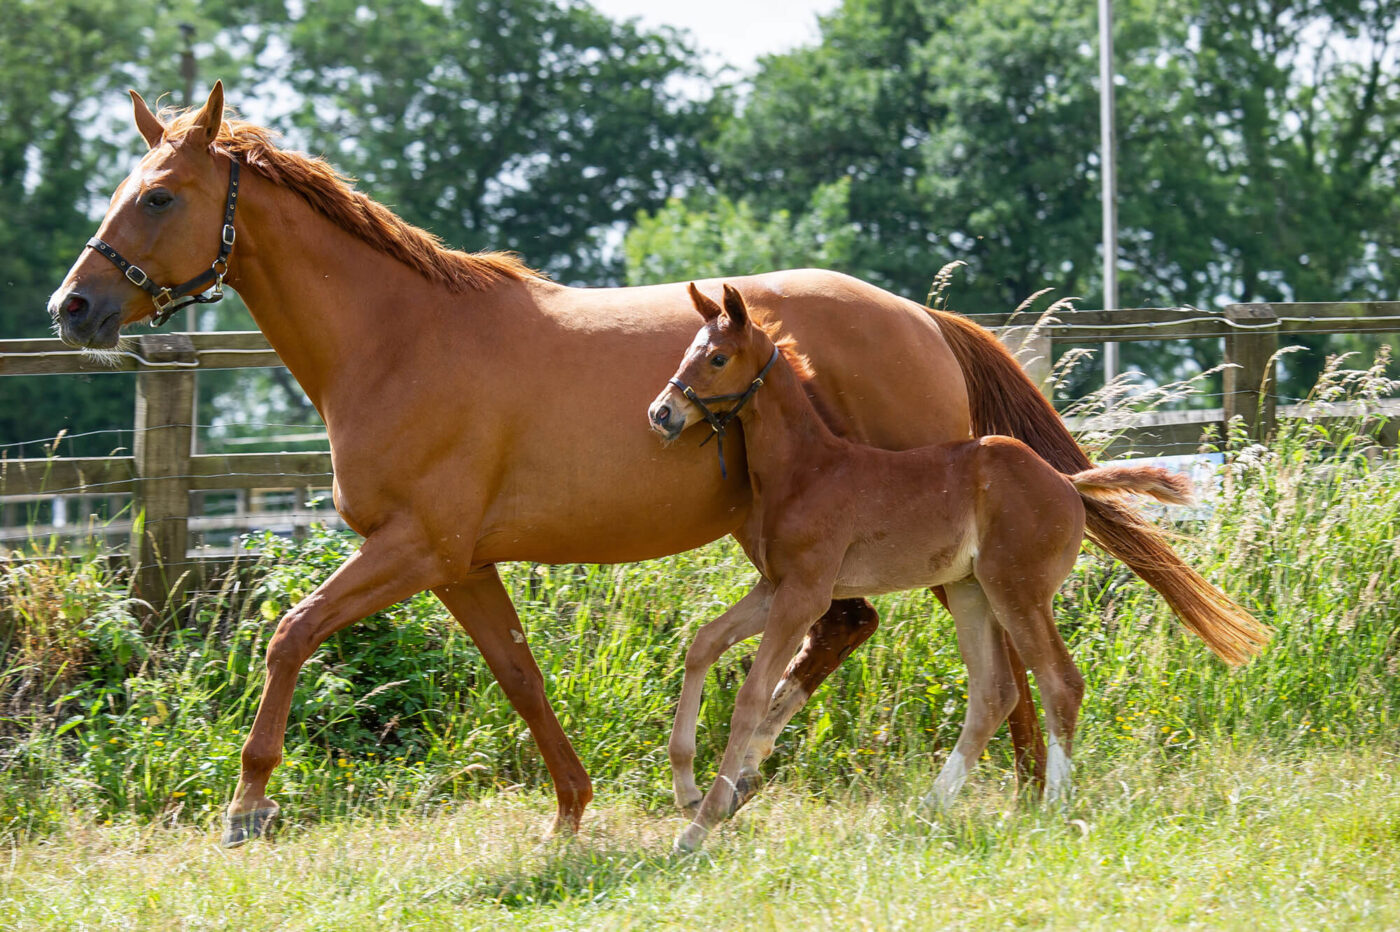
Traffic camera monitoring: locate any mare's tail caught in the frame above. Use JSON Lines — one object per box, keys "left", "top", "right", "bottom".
{"left": 932, "top": 309, "right": 1271, "bottom": 666}
{"left": 1070, "top": 464, "right": 1194, "bottom": 505}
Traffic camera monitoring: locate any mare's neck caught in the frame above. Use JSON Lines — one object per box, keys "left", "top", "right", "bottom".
{"left": 738, "top": 348, "right": 843, "bottom": 485}
{"left": 221, "top": 166, "right": 505, "bottom": 413}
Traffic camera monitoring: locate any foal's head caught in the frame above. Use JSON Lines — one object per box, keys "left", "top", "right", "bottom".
{"left": 49, "top": 83, "right": 235, "bottom": 348}
{"left": 648, "top": 283, "right": 779, "bottom": 442}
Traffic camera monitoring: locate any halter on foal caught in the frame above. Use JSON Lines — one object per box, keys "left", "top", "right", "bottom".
{"left": 650, "top": 283, "right": 1194, "bottom": 852}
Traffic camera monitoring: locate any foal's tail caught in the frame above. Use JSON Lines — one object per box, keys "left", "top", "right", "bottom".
{"left": 932, "top": 308, "right": 1272, "bottom": 666}
{"left": 1070, "top": 464, "right": 1194, "bottom": 506}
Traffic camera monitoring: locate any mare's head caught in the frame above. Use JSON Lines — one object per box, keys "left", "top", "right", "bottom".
{"left": 648, "top": 283, "right": 778, "bottom": 442}
{"left": 48, "top": 83, "right": 235, "bottom": 348}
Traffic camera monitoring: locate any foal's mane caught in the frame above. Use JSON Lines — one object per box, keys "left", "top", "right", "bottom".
{"left": 162, "top": 111, "right": 539, "bottom": 292}
{"left": 754, "top": 315, "right": 815, "bottom": 381}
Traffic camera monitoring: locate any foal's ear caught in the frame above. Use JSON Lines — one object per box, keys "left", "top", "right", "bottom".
{"left": 687, "top": 282, "right": 722, "bottom": 321}
{"left": 721, "top": 284, "right": 750, "bottom": 329}
{"left": 191, "top": 81, "right": 225, "bottom": 146}
{"left": 129, "top": 90, "right": 165, "bottom": 149}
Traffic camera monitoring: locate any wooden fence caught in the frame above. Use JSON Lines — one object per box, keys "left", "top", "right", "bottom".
{"left": 2, "top": 301, "right": 1397, "bottom": 606}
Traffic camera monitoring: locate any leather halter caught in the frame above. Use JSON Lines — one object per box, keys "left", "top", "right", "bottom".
{"left": 86, "top": 160, "right": 241, "bottom": 327}
{"left": 668, "top": 345, "right": 780, "bottom": 480}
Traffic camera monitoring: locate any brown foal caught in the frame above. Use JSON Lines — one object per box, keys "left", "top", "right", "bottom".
{"left": 650, "top": 284, "right": 1196, "bottom": 851}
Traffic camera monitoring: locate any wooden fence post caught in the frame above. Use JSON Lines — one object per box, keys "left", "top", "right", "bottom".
{"left": 1223, "top": 304, "right": 1279, "bottom": 441}
{"left": 998, "top": 326, "right": 1054, "bottom": 399}
{"left": 130, "top": 333, "right": 196, "bottom": 611}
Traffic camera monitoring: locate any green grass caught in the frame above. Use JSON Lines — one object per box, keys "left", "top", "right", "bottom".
{"left": 2, "top": 745, "right": 1397, "bottom": 929}
{"left": 0, "top": 353, "right": 1397, "bottom": 924}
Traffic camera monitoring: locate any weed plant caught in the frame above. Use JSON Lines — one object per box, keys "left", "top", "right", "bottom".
{"left": 0, "top": 354, "right": 1395, "bottom": 843}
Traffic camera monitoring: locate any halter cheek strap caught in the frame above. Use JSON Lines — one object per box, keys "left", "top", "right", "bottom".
{"left": 668, "top": 346, "right": 780, "bottom": 480}
{"left": 85, "top": 160, "right": 240, "bottom": 327}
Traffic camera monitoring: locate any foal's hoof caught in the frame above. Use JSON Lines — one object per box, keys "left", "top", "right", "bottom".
{"left": 221, "top": 807, "right": 278, "bottom": 848}
{"left": 673, "top": 822, "right": 709, "bottom": 854}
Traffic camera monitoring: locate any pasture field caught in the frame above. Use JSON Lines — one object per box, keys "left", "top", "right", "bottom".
{"left": 2, "top": 746, "right": 1398, "bottom": 930}
{"left": 1, "top": 355, "right": 1397, "bottom": 927}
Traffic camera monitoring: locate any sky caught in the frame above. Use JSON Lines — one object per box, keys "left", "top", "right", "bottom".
{"left": 587, "top": 0, "right": 840, "bottom": 72}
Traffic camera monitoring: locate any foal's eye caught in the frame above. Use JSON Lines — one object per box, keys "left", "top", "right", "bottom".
{"left": 711, "top": 354, "right": 728, "bottom": 368}
{"left": 142, "top": 190, "right": 175, "bottom": 212}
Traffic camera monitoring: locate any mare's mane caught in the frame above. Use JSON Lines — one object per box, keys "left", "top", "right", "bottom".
{"left": 161, "top": 110, "right": 539, "bottom": 293}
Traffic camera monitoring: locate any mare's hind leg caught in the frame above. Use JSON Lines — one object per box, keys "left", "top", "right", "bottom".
{"left": 981, "top": 586, "right": 1085, "bottom": 805}
{"left": 434, "top": 568, "right": 593, "bottom": 836}
{"left": 922, "top": 579, "right": 1023, "bottom": 810}
{"left": 669, "top": 584, "right": 773, "bottom": 811}
{"left": 225, "top": 524, "right": 443, "bottom": 847}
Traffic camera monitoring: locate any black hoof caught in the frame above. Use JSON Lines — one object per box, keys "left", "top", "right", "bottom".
{"left": 222, "top": 807, "right": 278, "bottom": 848}
{"left": 727, "top": 771, "right": 764, "bottom": 817}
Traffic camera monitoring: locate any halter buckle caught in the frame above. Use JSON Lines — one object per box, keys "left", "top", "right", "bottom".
{"left": 125, "top": 265, "right": 150, "bottom": 288}
{"left": 222, "top": 223, "right": 236, "bottom": 247}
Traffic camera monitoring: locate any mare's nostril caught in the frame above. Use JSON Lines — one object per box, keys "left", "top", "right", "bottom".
{"left": 63, "top": 294, "right": 89, "bottom": 317}
{"left": 655, "top": 405, "right": 672, "bottom": 425}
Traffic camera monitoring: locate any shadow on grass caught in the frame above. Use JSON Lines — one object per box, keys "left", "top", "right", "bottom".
{"left": 422, "top": 838, "right": 705, "bottom": 908}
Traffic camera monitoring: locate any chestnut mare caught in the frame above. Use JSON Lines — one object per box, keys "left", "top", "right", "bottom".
{"left": 651, "top": 285, "right": 1208, "bottom": 850}
{"left": 48, "top": 84, "right": 1268, "bottom": 847}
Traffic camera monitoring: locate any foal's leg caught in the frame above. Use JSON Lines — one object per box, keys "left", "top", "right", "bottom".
{"left": 922, "top": 579, "right": 1022, "bottom": 811}
{"left": 225, "top": 525, "right": 443, "bottom": 846}
{"left": 677, "top": 582, "right": 832, "bottom": 851}
{"left": 434, "top": 568, "right": 593, "bottom": 835}
{"left": 983, "top": 586, "right": 1085, "bottom": 805}
{"left": 745, "top": 597, "right": 878, "bottom": 771}
{"left": 1002, "top": 633, "right": 1048, "bottom": 792}
{"left": 669, "top": 584, "right": 773, "bottom": 811}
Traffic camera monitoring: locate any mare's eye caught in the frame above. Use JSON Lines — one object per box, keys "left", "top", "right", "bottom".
{"left": 711, "top": 354, "right": 728, "bottom": 368}
{"left": 143, "top": 190, "right": 175, "bottom": 212}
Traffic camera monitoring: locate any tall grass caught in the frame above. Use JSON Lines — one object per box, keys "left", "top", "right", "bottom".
{"left": 0, "top": 355, "right": 1396, "bottom": 843}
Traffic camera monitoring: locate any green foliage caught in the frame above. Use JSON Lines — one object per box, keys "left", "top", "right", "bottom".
{"left": 624, "top": 180, "right": 858, "bottom": 285}
{"left": 272, "top": 0, "right": 720, "bottom": 283}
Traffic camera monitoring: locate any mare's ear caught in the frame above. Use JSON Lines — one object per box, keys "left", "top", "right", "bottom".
{"left": 130, "top": 90, "right": 165, "bottom": 149}
{"left": 687, "top": 282, "right": 722, "bottom": 321}
{"left": 720, "top": 283, "right": 750, "bottom": 330}
{"left": 191, "top": 80, "right": 225, "bottom": 146}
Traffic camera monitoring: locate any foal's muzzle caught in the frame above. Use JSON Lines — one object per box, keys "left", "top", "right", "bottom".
{"left": 648, "top": 393, "right": 686, "bottom": 441}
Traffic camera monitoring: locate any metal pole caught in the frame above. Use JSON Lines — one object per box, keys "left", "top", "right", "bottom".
{"left": 1098, "top": 0, "right": 1119, "bottom": 384}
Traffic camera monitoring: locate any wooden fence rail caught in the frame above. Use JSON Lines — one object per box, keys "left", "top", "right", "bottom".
{"left": 2, "top": 301, "right": 1397, "bottom": 606}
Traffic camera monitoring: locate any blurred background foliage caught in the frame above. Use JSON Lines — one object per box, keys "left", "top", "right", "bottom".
{"left": 2, "top": 0, "right": 1398, "bottom": 446}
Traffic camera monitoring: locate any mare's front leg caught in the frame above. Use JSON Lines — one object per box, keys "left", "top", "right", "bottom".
{"left": 677, "top": 581, "right": 832, "bottom": 852}
{"left": 670, "top": 583, "right": 773, "bottom": 812}
{"left": 435, "top": 568, "right": 593, "bottom": 835}
{"left": 224, "top": 523, "right": 444, "bottom": 846}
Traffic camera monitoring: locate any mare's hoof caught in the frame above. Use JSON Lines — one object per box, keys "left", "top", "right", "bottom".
{"left": 222, "top": 807, "right": 278, "bottom": 848}
{"left": 726, "top": 770, "right": 764, "bottom": 817}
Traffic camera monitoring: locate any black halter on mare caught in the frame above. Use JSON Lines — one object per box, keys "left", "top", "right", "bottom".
{"left": 85, "top": 160, "right": 241, "bottom": 327}
{"left": 669, "top": 345, "right": 781, "bottom": 480}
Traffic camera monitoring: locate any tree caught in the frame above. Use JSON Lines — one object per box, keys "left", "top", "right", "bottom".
{"left": 624, "top": 180, "right": 858, "bottom": 285}
{"left": 271, "top": 0, "right": 721, "bottom": 283}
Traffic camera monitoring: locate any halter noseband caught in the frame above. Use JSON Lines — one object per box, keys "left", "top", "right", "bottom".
{"left": 86, "top": 160, "right": 241, "bottom": 327}
{"left": 668, "top": 345, "right": 780, "bottom": 480}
